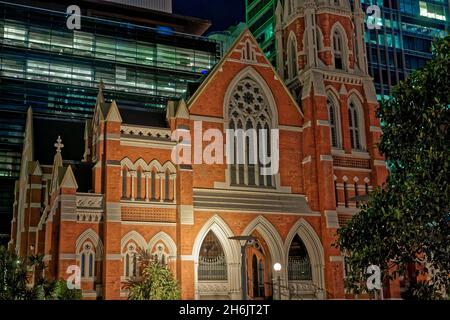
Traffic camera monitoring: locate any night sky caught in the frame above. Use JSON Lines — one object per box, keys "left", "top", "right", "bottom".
{"left": 172, "top": 0, "right": 245, "bottom": 33}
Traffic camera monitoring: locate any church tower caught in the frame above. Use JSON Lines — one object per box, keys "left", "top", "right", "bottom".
{"left": 275, "top": 0, "right": 400, "bottom": 298}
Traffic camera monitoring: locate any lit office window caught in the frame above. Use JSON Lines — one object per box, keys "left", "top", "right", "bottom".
{"left": 2, "top": 23, "right": 26, "bottom": 44}
{"left": 419, "top": 1, "right": 447, "bottom": 21}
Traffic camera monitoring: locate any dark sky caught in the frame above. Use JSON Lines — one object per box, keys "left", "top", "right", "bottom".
{"left": 172, "top": 0, "right": 245, "bottom": 33}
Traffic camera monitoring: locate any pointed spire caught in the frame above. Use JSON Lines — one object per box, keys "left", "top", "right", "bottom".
{"left": 96, "top": 80, "right": 105, "bottom": 105}
{"left": 52, "top": 136, "right": 63, "bottom": 169}
{"left": 54, "top": 135, "right": 64, "bottom": 153}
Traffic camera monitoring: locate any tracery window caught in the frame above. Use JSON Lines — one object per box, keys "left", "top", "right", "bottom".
{"left": 124, "top": 243, "right": 138, "bottom": 277}
{"left": 228, "top": 76, "right": 274, "bottom": 187}
{"left": 80, "top": 242, "right": 95, "bottom": 278}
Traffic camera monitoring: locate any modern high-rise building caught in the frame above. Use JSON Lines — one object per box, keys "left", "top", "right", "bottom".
{"left": 247, "top": 0, "right": 449, "bottom": 98}
{"left": 104, "top": 0, "right": 173, "bottom": 13}
{"left": 360, "top": 0, "right": 449, "bottom": 98}
{"left": 0, "top": 0, "right": 220, "bottom": 239}
{"left": 246, "top": 0, "right": 277, "bottom": 65}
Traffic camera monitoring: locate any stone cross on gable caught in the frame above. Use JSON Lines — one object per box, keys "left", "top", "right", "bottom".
{"left": 54, "top": 136, "right": 64, "bottom": 153}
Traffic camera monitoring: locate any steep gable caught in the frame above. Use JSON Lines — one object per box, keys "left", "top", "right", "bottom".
{"left": 188, "top": 28, "right": 303, "bottom": 127}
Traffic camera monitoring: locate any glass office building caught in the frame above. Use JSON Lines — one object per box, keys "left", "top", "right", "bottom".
{"left": 360, "top": 0, "right": 449, "bottom": 99}
{"left": 246, "top": 0, "right": 277, "bottom": 65}
{"left": 0, "top": 0, "right": 220, "bottom": 237}
{"left": 246, "top": 0, "right": 449, "bottom": 99}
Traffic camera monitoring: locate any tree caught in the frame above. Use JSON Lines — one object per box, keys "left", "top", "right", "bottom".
{"left": 0, "top": 246, "right": 82, "bottom": 300}
{"left": 124, "top": 249, "right": 180, "bottom": 300}
{"left": 0, "top": 246, "right": 34, "bottom": 300}
{"left": 336, "top": 36, "right": 450, "bottom": 299}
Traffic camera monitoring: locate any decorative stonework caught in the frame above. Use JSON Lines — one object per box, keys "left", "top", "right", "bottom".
{"left": 333, "top": 156, "right": 371, "bottom": 169}
{"left": 76, "top": 194, "right": 104, "bottom": 222}
{"left": 197, "top": 281, "right": 228, "bottom": 294}
{"left": 77, "top": 210, "right": 102, "bottom": 222}
{"left": 121, "top": 207, "right": 176, "bottom": 223}
{"left": 120, "top": 125, "right": 171, "bottom": 140}
{"left": 76, "top": 194, "right": 104, "bottom": 209}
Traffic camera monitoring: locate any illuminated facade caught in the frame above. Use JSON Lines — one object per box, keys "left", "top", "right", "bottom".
{"left": 247, "top": 0, "right": 449, "bottom": 99}
{"left": 0, "top": 0, "right": 220, "bottom": 237}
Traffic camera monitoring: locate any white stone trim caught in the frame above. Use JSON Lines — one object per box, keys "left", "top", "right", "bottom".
{"left": 317, "top": 120, "right": 329, "bottom": 126}
{"left": 302, "top": 156, "right": 312, "bottom": 164}
{"left": 329, "top": 256, "right": 344, "bottom": 262}
{"left": 180, "top": 205, "right": 194, "bottom": 225}
{"left": 374, "top": 160, "right": 387, "bottom": 167}
{"left": 370, "top": 126, "right": 383, "bottom": 133}
{"left": 303, "top": 121, "right": 312, "bottom": 129}
{"left": 190, "top": 115, "right": 224, "bottom": 123}
{"left": 325, "top": 210, "right": 339, "bottom": 229}
{"left": 320, "top": 155, "right": 333, "bottom": 162}
{"left": 106, "top": 254, "right": 122, "bottom": 260}
{"left": 120, "top": 137, "right": 175, "bottom": 150}
{"left": 279, "top": 125, "right": 303, "bottom": 132}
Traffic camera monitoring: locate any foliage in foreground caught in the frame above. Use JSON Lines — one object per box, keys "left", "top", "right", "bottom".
{"left": 336, "top": 36, "right": 450, "bottom": 299}
{"left": 0, "top": 246, "right": 82, "bottom": 300}
{"left": 124, "top": 250, "right": 180, "bottom": 300}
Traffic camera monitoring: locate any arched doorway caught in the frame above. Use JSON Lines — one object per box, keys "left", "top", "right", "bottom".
{"left": 287, "top": 234, "right": 315, "bottom": 299}
{"left": 197, "top": 230, "right": 228, "bottom": 299}
{"left": 246, "top": 236, "right": 272, "bottom": 300}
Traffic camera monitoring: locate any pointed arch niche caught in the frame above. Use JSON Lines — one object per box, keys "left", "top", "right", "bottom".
{"left": 284, "top": 219, "right": 325, "bottom": 299}
{"left": 192, "top": 215, "right": 240, "bottom": 300}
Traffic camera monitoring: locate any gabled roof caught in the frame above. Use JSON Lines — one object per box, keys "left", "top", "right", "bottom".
{"left": 187, "top": 27, "right": 304, "bottom": 119}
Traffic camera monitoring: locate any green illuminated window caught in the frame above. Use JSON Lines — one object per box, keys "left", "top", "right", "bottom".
{"left": 419, "top": 1, "right": 446, "bottom": 21}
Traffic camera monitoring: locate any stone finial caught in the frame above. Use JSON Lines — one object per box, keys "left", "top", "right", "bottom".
{"left": 54, "top": 136, "right": 64, "bottom": 153}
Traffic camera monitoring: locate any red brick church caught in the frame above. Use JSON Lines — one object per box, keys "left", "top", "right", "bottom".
{"left": 9, "top": 0, "right": 400, "bottom": 299}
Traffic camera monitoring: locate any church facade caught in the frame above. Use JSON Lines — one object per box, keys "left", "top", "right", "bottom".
{"left": 9, "top": 0, "right": 400, "bottom": 300}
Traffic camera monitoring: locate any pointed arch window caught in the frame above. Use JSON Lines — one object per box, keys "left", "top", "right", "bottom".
{"left": 152, "top": 243, "right": 169, "bottom": 266}
{"left": 198, "top": 231, "right": 227, "bottom": 281}
{"left": 227, "top": 76, "right": 274, "bottom": 187}
{"left": 121, "top": 167, "right": 128, "bottom": 199}
{"left": 165, "top": 171, "right": 171, "bottom": 201}
{"left": 288, "top": 36, "right": 298, "bottom": 79}
{"left": 333, "top": 29, "right": 344, "bottom": 70}
{"left": 80, "top": 242, "right": 95, "bottom": 278}
{"left": 288, "top": 235, "right": 312, "bottom": 281}
{"left": 348, "top": 101, "right": 363, "bottom": 150}
{"left": 136, "top": 169, "right": 142, "bottom": 200}
{"left": 327, "top": 97, "right": 341, "bottom": 148}
{"left": 124, "top": 243, "right": 138, "bottom": 277}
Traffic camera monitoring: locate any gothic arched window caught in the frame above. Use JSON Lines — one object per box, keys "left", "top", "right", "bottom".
{"left": 288, "top": 36, "right": 298, "bottom": 79}
{"left": 348, "top": 101, "right": 363, "bottom": 150}
{"left": 124, "top": 243, "right": 138, "bottom": 277}
{"left": 198, "top": 231, "right": 227, "bottom": 281}
{"left": 122, "top": 167, "right": 128, "bottom": 199}
{"left": 327, "top": 96, "right": 341, "bottom": 148}
{"left": 228, "top": 76, "right": 274, "bottom": 187}
{"left": 136, "top": 169, "right": 142, "bottom": 200}
{"left": 80, "top": 242, "right": 95, "bottom": 278}
{"left": 333, "top": 29, "right": 344, "bottom": 70}
{"left": 288, "top": 235, "right": 312, "bottom": 281}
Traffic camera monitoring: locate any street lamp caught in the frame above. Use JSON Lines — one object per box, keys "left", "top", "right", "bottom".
{"left": 229, "top": 235, "right": 256, "bottom": 300}
{"left": 273, "top": 263, "right": 282, "bottom": 300}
